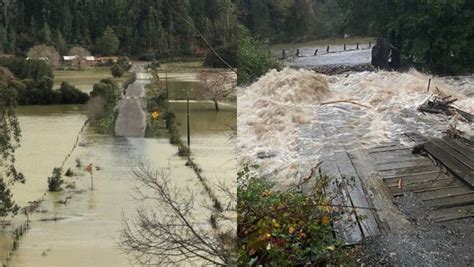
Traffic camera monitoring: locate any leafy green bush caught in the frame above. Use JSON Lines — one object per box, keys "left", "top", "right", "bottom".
{"left": 48, "top": 168, "right": 64, "bottom": 192}
{"left": 111, "top": 64, "right": 124, "bottom": 77}
{"left": 164, "top": 112, "right": 176, "bottom": 131}
{"left": 117, "top": 57, "right": 132, "bottom": 71}
{"left": 90, "top": 79, "right": 119, "bottom": 104}
{"left": 238, "top": 166, "right": 344, "bottom": 266}
{"left": 177, "top": 143, "right": 190, "bottom": 157}
{"left": 0, "top": 58, "right": 89, "bottom": 105}
{"left": 58, "top": 82, "right": 90, "bottom": 104}
{"left": 237, "top": 25, "right": 279, "bottom": 85}
{"left": 0, "top": 179, "right": 20, "bottom": 218}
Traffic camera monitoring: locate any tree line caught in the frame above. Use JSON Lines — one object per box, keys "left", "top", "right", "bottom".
{"left": 237, "top": 0, "right": 350, "bottom": 42}
{"left": 0, "top": 0, "right": 237, "bottom": 59}
{"left": 0, "top": 58, "right": 89, "bottom": 104}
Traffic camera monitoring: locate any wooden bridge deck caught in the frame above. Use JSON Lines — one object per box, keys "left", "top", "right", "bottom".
{"left": 306, "top": 131, "right": 474, "bottom": 245}
{"left": 368, "top": 133, "right": 474, "bottom": 223}
{"left": 299, "top": 103, "right": 473, "bottom": 245}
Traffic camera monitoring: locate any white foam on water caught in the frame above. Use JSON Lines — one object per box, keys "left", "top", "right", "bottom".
{"left": 238, "top": 68, "right": 473, "bottom": 186}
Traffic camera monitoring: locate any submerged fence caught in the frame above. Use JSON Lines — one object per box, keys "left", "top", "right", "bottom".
{"left": 279, "top": 42, "right": 373, "bottom": 60}
{"left": 1, "top": 119, "right": 90, "bottom": 266}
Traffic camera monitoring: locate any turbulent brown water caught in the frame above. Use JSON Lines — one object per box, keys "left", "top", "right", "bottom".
{"left": 238, "top": 68, "right": 473, "bottom": 187}
{"left": 2, "top": 84, "right": 235, "bottom": 266}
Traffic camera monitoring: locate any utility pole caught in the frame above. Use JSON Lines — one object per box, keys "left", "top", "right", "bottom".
{"left": 187, "top": 96, "right": 190, "bottom": 148}
{"left": 184, "top": 88, "right": 192, "bottom": 149}
{"left": 165, "top": 70, "right": 169, "bottom": 104}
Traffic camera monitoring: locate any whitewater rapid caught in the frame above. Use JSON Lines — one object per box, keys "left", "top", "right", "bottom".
{"left": 238, "top": 68, "right": 473, "bottom": 187}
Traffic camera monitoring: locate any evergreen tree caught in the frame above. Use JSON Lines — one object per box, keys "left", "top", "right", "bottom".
{"left": 5, "top": 27, "right": 15, "bottom": 53}
{"left": 52, "top": 29, "right": 66, "bottom": 55}
{"left": 0, "top": 0, "right": 237, "bottom": 57}
{"left": 0, "top": 26, "right": 7, "bottom": 52}
{"left": 96, "top": 26, "right": 120, "bottom": 55}
{"left": 38, "top": 23, "right": 52, "bottom": 44}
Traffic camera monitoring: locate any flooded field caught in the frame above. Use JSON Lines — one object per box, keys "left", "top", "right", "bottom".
{"left": 155, "top": 67, "right": 236, "bottom": 100}
{"left": 238, "top": 67, "right": 473, "bottom": 186}
{"left": 289, "top": 49, "right": 372, "bottom": 68}
{"left": 53, "top": 68, "right": 133, "bottom": 93}
{"left": 171, "top": 101, "right": 236, "bottom": 204}
{"left": 2, "top": 75, "right": 236, "bottom": 266}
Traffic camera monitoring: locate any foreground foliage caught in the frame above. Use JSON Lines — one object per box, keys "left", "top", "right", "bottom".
{"left": 0, "top": 71, "right": 24, "bottom": 218}
{"left": 237, "top": 25, "right": 278, "bottom": 85}
{"left": 238, "top": 166, "right": 345, "bottom": 266}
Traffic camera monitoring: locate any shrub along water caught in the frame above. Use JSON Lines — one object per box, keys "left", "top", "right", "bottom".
{"left": 111, "top": 57, "right": 132, "bottom": 78}
{"left": 47, "top": 168, "right": 64, "bottom": 192}
{"left": 237, "top": 25, "right": 279, "bottom": 85}
{"left": 87, "top": 78, "right": 121, "bottom": 134}
{"left": 0, "top": 57, "right": 89, "bottom": 105}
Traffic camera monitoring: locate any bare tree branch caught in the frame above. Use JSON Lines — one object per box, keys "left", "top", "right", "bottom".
{"left": 119, "top": 162, "right": 236, "bottom": 266}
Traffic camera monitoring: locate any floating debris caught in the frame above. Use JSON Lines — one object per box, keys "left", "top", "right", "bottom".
{"left": 418, "top": 95, "right": 473, "bottom": 123}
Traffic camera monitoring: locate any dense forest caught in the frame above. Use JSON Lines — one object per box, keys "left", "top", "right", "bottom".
{"left": 0, "top": 0, "right": 237, "bottom": 59}
{"left": 238, "top": 0, "right": 474, "bottom": 74}
{"left": 237, "top": 0, "right": 353, "bottom": 42}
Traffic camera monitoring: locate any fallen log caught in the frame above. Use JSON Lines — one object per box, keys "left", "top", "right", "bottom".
{"left": 321, "top": 100, "right": 372, "bottom": 109}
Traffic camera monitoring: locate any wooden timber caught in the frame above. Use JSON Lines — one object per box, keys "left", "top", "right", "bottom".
{"left": 367, "top": 133, "right": 474, "bottom": 222}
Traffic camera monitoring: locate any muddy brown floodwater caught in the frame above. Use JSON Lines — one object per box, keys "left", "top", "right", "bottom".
{"left": 238, "top": 68, "right": 473, "bottom": 187}
{"left": 2, "top": 80, "right": 236, "bottom": 266}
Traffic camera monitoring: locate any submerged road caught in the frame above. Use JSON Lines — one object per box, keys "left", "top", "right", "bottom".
{"left": 114, "top": 64, "right": 151, "bottom": 137}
